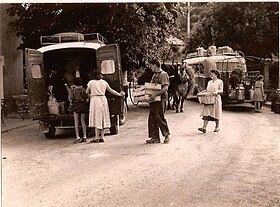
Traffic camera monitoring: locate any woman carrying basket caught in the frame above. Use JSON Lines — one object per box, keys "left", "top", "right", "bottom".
{"left": 198, "top": 69, "right": 223, "bottom": 133}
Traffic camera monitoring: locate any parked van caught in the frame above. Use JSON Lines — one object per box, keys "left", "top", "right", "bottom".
{"left": 25, "top": 32, "right": 127, "bottom": 138}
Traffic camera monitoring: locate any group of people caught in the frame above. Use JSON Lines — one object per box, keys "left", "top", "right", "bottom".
{"left": 142, "top": 59, "right": 221, "bottom": 142}
{"left": 148, "top": 59, "right": 265, "bottom": 136}
{"left": 72, "top": 70, "right": 125, "bottom": 143}
{"left": 143, "top": 59, "right": 224, "bottom": 137}
{"left": 48, "top": 58, "right": 266, "bottom": 144}
{"left": 48, "top": 68, "right": 125, "bottom": 143}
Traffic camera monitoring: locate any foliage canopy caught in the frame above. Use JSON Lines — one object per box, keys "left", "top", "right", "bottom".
{"left": 187, "top": 2, "right": 279, "bottom": 58}
{"left": 6, "top": 3, "right": 182, "bottom": 70}
{"left": 6, "top": 2, "right": 279, "bottom": 68}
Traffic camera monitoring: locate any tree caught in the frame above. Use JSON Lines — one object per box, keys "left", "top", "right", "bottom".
{"left": 6, "top": 3, "right": 182, "bottom": 71}
{"left": 187, "top": 2, "right": 279, "bottom": 58}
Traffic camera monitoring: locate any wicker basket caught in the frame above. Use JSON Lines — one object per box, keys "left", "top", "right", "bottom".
{"left": 197, "top": 92, "right": 216, "bottom": 105}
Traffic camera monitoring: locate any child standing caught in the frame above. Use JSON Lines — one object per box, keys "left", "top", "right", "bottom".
{"left": 72, "top": 77, "right": 88, "bottom": 143}
{"left": 86, "top": 70, "right": 125, "bottom": 143}
{"left": 252, "top": 75, "right": 265, "bottom": 113}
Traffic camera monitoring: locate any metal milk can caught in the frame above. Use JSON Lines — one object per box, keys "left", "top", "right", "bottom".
{"left": 236, "top": 84, "right": 245, "bottom": 100}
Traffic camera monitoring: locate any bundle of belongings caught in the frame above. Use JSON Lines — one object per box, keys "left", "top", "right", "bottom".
{"left": 47, "top": 94, "right": 60, "bottom": 115}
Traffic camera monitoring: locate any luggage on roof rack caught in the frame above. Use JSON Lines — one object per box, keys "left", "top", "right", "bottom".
{"left": 40, "top": 32, "right": 108, "bottom": 45}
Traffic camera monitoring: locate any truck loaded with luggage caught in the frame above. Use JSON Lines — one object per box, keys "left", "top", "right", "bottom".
{"left": 183, "top": 46, "right": 260, "bottom": 106}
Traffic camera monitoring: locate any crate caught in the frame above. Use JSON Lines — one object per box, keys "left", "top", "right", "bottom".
{"left": 135, "top": 95, "right": 161, "bottom": 102}
{"left": 197, "top": 92, "right": 216, "bottom": 105}
{"left": 144, "top": 82, "right": 162, "bottom": 90}
{"left": 132, "top": 86, "right": 146, "bottom": 97}
{"left": 133, "top": 83, "right": 161, "bottom": 102}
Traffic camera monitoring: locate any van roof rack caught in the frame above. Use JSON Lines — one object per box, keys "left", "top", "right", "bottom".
{"left": 40, "top": 32, "right": 108, "bottom": 45}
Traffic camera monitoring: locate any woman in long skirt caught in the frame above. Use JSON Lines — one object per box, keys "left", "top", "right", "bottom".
{"left": 86, "top": 70, "right": 125, "bottom": 143}
{"left": 198, "top": 69, "right": 223, "bottom": 133}
{"left": 252, "top": 75, "right": 265, "bottom": 112}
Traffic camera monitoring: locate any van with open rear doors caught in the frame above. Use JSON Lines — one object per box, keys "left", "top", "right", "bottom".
{"left": 25, "top": 32, "right": 127, "bottom": 138}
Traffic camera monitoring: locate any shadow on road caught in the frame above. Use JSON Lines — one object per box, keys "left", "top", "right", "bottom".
{"left": 223, "top": 105, "right": 255, "bottom": 113}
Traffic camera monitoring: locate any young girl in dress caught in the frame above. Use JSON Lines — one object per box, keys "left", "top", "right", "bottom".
{"left": 72, "top": 77, "right": 88, "bottom": 143}
{"left": 252, "top": 75, "right": 265, "bottom": 113}
{"left": 198, "top": 69, "right": 223, "bottom": 133}
{"left": 86, "top": 70, "right": 125, "bottom": 143}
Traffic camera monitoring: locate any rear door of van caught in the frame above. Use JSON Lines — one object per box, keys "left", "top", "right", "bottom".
{"left": 96, "top": 44, "right": 123, "bottom": 115}
{"left": 25, "top": 49, "right": 48, "bottom": 119}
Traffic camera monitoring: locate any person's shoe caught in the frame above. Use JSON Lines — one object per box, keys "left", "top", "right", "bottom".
{"left": 79, "top": 138, "right": 87, "bottom": 143}
{"left": 146, "top": 138, "right": 160, "bottom": 144}
{"left": 214, "top": 127, "right": 220, "bottom": 132}
{"left": 73, "top": 138, "right": 81, "bottom": 143}
{"left": 99, "top": 138, "right": 105, "bottom": 143}
{"left": 198, "top": 128, "right": 206, "bottom": 133}
{"left": 163, "top": 136, "right": 171, "bottom": 144}
{"left": 90, "top": 139, "right": 99, "bottom": 143}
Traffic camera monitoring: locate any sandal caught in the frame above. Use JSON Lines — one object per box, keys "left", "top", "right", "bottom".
{"left": 214, "top": 127, "right": 220, "bottom": 132}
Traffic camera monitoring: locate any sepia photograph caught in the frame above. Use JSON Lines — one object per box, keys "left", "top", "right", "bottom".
{"left": 1, "top": 1, "right": 279, "bottom": 206}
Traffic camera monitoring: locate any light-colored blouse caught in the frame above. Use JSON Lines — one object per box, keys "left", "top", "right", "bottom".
{"left": 87, "top": 79, "right": 109, "bottom": 97}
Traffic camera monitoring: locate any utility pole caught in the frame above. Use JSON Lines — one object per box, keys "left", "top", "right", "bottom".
{"left": 187, "top": 1, "right": 191, "bottom": 37}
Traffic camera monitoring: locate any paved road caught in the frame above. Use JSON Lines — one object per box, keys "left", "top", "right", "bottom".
{"left": 2, "top": 100, "right": 280, "bottom": 207}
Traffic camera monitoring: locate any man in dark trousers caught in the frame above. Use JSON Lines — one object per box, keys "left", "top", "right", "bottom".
{"left": 146, "top": 59, "right": 171, "bottom": 144}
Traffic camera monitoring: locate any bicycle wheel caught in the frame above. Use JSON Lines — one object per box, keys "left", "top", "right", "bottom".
{"left": 129, "top": 81, "right": 139, "bottom": 105}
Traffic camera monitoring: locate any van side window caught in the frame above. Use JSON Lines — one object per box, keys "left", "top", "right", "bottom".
{"left": 31, "top": 64, "right": 43, "bottom": 79}
{"left": 101, "top": 60, "right": 115, "bottom": 74}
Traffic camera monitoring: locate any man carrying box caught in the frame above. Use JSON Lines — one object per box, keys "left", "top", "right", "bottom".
{"left": 146, "top": 59, "right": 171, "bottom": 144}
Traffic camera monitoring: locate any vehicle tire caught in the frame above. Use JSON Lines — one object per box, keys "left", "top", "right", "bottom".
{"left": 119, "top": 103, "right": 127, "bottom": 126}
{"left": 44, "top": 127, "right": 56, "bottom": 139}
{"left": 110, "top": 115, "right": 119, "bottom": 135}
